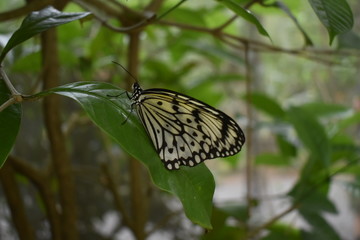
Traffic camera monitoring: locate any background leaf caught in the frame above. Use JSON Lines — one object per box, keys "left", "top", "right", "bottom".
{"left": 286, "top": 107, "right": 330, "bottom": 167}
{"left": 0, "top": 6, "right": 90, "bottom": 63}
{"left": 217, "top": 0, "right": 270, "bottom": 38}
{"left": 247, "top": 92, "right": 285, "bottom": 119}
{"left": 308, "top": 0, "right": 354, "bottom": 44}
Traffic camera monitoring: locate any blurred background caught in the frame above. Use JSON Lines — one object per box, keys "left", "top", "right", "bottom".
{"left": 0, "top": 0, "right": 360, "bottom": 239}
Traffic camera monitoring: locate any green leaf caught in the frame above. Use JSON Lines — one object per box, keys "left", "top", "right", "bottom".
{"left": 300, "top": 211, "right": 340, "bottom": 240}
{"left": 276, "top": 134, "right": 297, "bottom": 157}
{"left": 286, "top": 107, "right": 330, "bottom": 166}
{"left": 0, "top": 80, "right": 22, "bottom": 167}
{"left": 300, "top": 102, "right": 349, "bottom": 117}
{"left": 217, "top": 203, "right": 248, "bottom": 221}
{"left": 298, "top": 188, "right": 337, "bottom": 214}
{"left": 38, "top": 81, "right": 215, "bottom": 228}
{"left": 308, "top": 0, "right": 354, "bottom": 44}
{"left": 262, "top": 223, "right": 301, "bottom": 240}
{"left": 337, "top": 112, "right": 360, "bottom": 131}
{"left": 202, "top": 226, "right": 244, "bottom": 240}
{"left": 247, "top": 92, "right": 285, "bottom": 119}
{"left": 330, "top": 134, "right": 359, "bottom": 163}
{"left": 217, "top": 0, "right": 271, "bottom": 39}
{"left": 0, "top": 6, "right": 90, "bottom": 63}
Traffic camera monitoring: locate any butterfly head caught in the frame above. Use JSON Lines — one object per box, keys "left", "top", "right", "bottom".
{"left": 131, "top": 82, "right": 143, "bottom": 101}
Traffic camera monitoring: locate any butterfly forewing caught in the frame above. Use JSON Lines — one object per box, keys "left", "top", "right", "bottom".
{"left": 131, "top": 83, "right": 245, "bottom": 170}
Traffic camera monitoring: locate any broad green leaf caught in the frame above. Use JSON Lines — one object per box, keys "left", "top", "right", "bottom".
{"left": 255, "top": 153, "right": 290, "bottom": 166}
{"left": 247, "top": 92, "right": 285, "bottom": 119}
{"left": 0, "top": 6, "right": 90, "bottom": 63}
{"left": 0, "top": 80, "right": 21, "bottom": 167}
{"left": 301, "top": 102, "right": 348, "bottom": 117}
{"left": 308, "top": 0, "right": 354, "bottom": 44}
{"left": 276, "top": 134, "right": 297, "bottom": 157}
{"left": 286, "top": 107, "right": 330, "bottom": 167}
{"left": 217, "top": 203, "right": 248, "bottom": 221}
{"left": 262, "top": 223, "right": 301, "bottom": 240}
{"left": 202, "top": 226, "right": 244, "bottom": 240}
{"left": 217, "top": 0, "right": 270, "bottom": 39}
{"left": 300, "top": 211, "right": 340, "bottom": 240}
{"left": 37, "top": 81, "right": 215, "bottom": 228}
{"left": 297, "top": 188, "right": 337, "bottom": 214}
{"left": 337, "top": 112, "right": 360, "bottom": 131}
{"left": 330, "top": 134, "right": 359, "bottom": 163}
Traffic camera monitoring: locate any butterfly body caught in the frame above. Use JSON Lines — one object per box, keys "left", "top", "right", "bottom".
{"left": 130, "top": 82, "right": 245, "bottom": 170}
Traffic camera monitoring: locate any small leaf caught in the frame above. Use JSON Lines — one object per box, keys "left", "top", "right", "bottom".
{"left": 276, "top": 134, "right": 297, "bottom": 157}
{"left": 300, "top": 211, "right": 341, "bottom": 240}
{"left": 0, "top": 6, "right": 90, "bottom": 63}
{"left": 308, "top": 0, "right": 354, "bottom": 44}
{"left": 247, "top": 92, "right": 285, "bottom": 119}
{"left": 217, "top": 0, "right": 271, "bottom": 39}
{"left": 337, "top": 112, "right": 360, "bottom": 131}
{"left": 301, "top": 102, "right": 348, "bottom": 117}
{"left": 217, "top": 204, "right": 248, "bottom": 221}
{"left": 38, "top": 82, "right": 215, "bottom": 228}
{"left": 286, "top": 107, "right": 330, "bottom": 166}
{"left": 262, "top": 223, "right": 301, "bottom": 240}
{"left": 0, "top": 80, "right": 22, "bottom": 167}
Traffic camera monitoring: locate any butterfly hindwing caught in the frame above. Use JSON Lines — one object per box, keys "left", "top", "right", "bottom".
{"left": 131, "top": 83, "right": 245, "bottom": 170}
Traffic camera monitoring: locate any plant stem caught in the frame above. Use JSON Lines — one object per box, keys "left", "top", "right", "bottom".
{"left": 0, "top": 67, "right": 20, "bottom": 96}
{"left": 0, "top": 98, "right": 16, "bottom": 112}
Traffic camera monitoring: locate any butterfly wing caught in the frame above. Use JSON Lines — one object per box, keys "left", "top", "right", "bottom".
{"left": 134, "top": 87, "right": 245, "bottom": 170}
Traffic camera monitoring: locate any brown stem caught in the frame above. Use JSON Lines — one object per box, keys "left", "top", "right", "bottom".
{"left": 100, "top": 163, "right": 133, "bottom": 229}
{"left": 0, "top": 0, "right": 54, "bottom": 21}
{"left": 244, "top": 43, "right": 254, "bottom": 223}
{"left": 127, "top": 31, "right": 149, "bottom": 240}
{"left": 0, "top": 160, "right": 36, "bottom": 240}
{"left": 9, "top": 156, "right": 62, "bottom": 240}
{"left": 41, "top": 28, "right": 78, "bottom": 240}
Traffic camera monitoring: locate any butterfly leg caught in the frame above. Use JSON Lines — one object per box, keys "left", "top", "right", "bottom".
{"left": 121, "top": 101, "right": 136, "bottom": 125}
{"left": 106, "top": 90, "right": 128, "bottom": 98}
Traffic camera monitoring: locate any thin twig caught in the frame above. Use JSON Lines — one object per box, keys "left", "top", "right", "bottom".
{"left": 0, "top": 67, "right": 23, "bottom": 112}
{"left": 244, "top": 42, "right": 254, "bottom": 222}
{"left": 0, "top": 98, "right": 16, "bottom": 112}
{"left": 100, "top": 163, "right": 134, "bottom": 230}
{"left": 0, "top": 67, "right": 20, "bottom": 96}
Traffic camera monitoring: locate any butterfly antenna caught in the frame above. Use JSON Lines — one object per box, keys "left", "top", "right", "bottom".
{"left": 112, "top": 61, "right": 138, "bottom": 83}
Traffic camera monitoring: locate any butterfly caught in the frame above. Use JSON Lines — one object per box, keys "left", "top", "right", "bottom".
{"left": 129, "top": 82, "right": 245, "bottom": 170}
